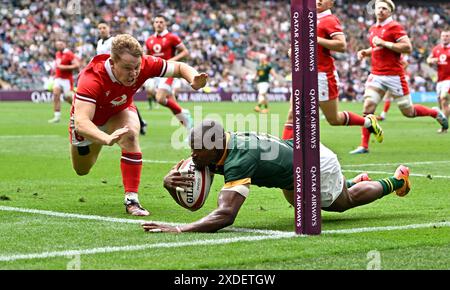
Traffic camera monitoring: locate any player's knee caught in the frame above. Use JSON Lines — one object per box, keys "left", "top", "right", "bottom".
{"left": 74, "top": 167, "right": 90, "bottom": 176}
{"left": 325, "top": 115, "right": 341, "bottom": 126}
{"left": 122, "top": 129, "right": 139, "bottom": 144}
{"left": 396, "top": 95, "right": 414, "bottom": 117}
{"left": 439, "top": 94, "right": 449, "bottom": 104}
{"left": 258, "top": 94, "right": 267, "bottom": 103}
{"left": 363, "top": 90, "right": 382, "bottom": 105}
{"left": 155, "top": 93, "right": 168, "bottom": 104}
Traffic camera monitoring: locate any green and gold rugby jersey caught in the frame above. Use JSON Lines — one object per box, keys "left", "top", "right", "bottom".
{"left": 256, "top": 63, "right": 273, "bottom": 83}
{"left": 212, "top": 132, "right": 293, "bottom": 190}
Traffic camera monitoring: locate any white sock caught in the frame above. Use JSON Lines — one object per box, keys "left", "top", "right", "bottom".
{"left": 175, "top": 110, "right": 190, "bottom": 128}
{"left": 124, "top": 192, "right": 139, "bottom": 204}
{"left": 54, "top": 112, "right": 61, "bottom": 119}
{"left": 364, "top": 117, "right": 371, "bottom": 128}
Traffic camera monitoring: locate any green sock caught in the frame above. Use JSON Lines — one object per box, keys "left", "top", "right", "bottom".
{"left": 377, "top": 177, "right": 405, "bottom": 196}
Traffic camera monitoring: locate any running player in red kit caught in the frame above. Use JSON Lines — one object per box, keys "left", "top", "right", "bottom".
{"left": 48, "top": 40, "right": 80, "bottom": 123}
{"left": 144, "top": 15, "right": 192, "bottom": 130}
{"left": 350, "top": 0, "right": 448, "bottom": 154}
{"left": 282, "top": 0, "right": 383, "bottom": 142}
{"left": 69, "top": 34, "right": 207, "bottom": 216}
{"left": 427, "top": 30, "right": 450, "bottom": 133}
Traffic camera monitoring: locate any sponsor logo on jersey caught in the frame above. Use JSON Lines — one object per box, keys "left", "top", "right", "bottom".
{"left": 110, "top": 95, "right": 127, "bottom": 106}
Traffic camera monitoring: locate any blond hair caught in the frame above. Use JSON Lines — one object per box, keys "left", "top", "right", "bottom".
{"left": 375, "top": 0, "right": 395, "bottom": 12}
{"left": 111, "top": 34, "right": 143, "bottom": 61}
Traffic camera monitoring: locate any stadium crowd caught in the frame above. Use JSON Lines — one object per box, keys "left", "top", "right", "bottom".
{"left": 0, "top": 0, "right": 448, "bottom": 99}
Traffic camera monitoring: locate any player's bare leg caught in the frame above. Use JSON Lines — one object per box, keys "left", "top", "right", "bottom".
{"left": 49, "top": 85, "right": 63, "bottom": 123}
{"left": 395, "top": 94, "right": 449, "bottom": 132}
{"left": 350, "top": 87, "right": 385, "bottom": 154}
{"left": 437, "top": 94, "right": 449, "bottom": 133}
{"left": 107, "top": 108, "right": 149, "bottom": 216}
{"left": 63, "top": 93, "right": 73, "bottom": 105}
{"left": 70, "top": 143, "right": 103, "bottom": 176}
{"left": 323, "top": 166, "right": 410, "bottom": 212}
{"left": 255, "top": 93, "right": 269, "bottom": 113}
{"left": 156, "top": 88, "right": 192, "bottom": 130}
{"left": 282, "top": 165, "right": 410, "bottom": 212}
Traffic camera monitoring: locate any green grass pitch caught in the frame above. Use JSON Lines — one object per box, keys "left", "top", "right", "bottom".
{"left": 0, "top": 101, "right": 449, "bottom": 269}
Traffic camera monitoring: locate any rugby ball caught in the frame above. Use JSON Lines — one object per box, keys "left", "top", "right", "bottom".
{"left": 175, "top": 158, "right": 212, "bottom": 211}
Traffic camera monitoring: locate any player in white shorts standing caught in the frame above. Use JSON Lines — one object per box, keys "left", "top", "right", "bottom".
{"left": 350, "top": 0, "right": 448, "bottom": 154}
{"left": 427, "top": 30, "right": 450, "bottom": 133}
{"left": 144, "top": 15, "right": 192, "bottom": 130}
{"left": 48, "top": 40, "right": 80, "bottom": 123}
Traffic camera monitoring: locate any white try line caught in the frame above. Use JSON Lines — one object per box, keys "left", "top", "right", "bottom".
{"left": 0, "top": 221, "right": 448, "bottom": 262}
{"left": 0, "top": 135, "right": 62, "bottom": 139}
{"left": 342, "top": 169, "right": 450, "bottom": 179}
{"left": 0, "top": 206, "right": 288, "bottom": 236}
{"left": 144, "top": 159, "right": 450, "bottom": 169}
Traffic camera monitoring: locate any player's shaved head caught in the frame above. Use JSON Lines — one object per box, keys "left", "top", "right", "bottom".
{"left": 190, "top": 119, "right": 226, "bottom": 150}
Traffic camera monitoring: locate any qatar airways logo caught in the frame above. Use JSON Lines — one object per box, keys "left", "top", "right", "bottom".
{"left": 110, "top": 95, "right": 127, "bottom": 106}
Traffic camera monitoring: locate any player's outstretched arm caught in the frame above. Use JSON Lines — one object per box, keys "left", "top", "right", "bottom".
{"left": 74, "top": 100, "right": 129, "bottom": 146}
{"left": 171, "top": 61, "right": 208, "bottom": 90}
{"left": 142, "top": 190, "right": 246, "bottom": 233}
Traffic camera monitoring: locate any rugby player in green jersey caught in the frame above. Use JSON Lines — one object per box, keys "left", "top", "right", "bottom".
{"left": 143, "top": 120, "right": 410, "bottom": 233}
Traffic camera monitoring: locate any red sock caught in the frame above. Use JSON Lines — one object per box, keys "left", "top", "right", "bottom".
{"left": 361, "top": 127, "right": 370, "bottom": 149}
{"left": 413, "top": 105, "right": 438, "bottom": 118}
{"left": 121, "top": 152, "right": 142, "bottom": 193}
{"left": 282, "top": 123, "right": 293, "bottom": 140}
{"left": 164, "top": 97, "right": 182, "bottom": 115}
{"left": 343, "top": 111, "right": 365, "bottom": 126}
{"left": 383, "top": 99, "right": 391, "bottom": 113}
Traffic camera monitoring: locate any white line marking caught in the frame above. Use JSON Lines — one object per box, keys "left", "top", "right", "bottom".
{"left": 144, "top": 160, "right": 450, "bottom": 170}
{"left": 0, "top": 206, "right": 288, "bottom": 235}
{"left": 0, "top": 235, "right": 291, "bottom": 262}
{"left": 0, "top": 135, "right": 62, "bottom": 139}
{"left": 322, "top": 222, "right": 450, "bottom": 234}
{"left": 0, "top": 222, "right": 448, "bottom": 262}
{"left": 342, "top": 161, "right": 450, "bottom": 167}
{"left": 0, "top": 205, "right": 171, "bottom": 225}
{"left": 342, "top": 169, "right": 450, "bottom": 179}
